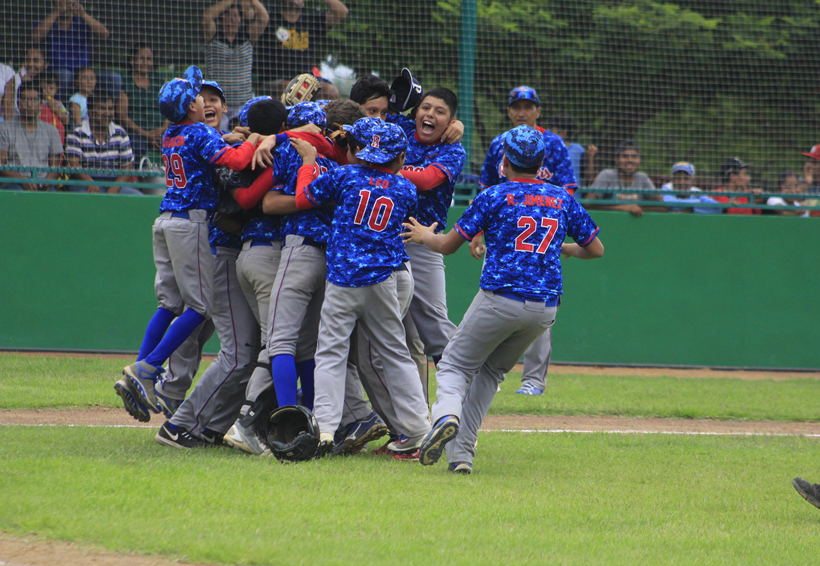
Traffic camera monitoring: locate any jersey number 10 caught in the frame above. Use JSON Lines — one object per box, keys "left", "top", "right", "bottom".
{"left": 515, "top": 216, "right": 558, "bottom": 254}
{"left": 354, "top": 189, "right": 395, "bottom": 232}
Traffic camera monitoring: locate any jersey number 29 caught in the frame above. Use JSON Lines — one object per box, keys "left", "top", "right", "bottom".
{"left": 162, "top": 153, "right": 187, "bottom": 189}
{"left": 354, "top": 189, "right": 395, "bottom": 232}
{"left": 515, "top": 216, "right": 558, "bottom": 254}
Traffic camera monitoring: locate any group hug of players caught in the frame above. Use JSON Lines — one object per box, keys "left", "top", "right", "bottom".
{"left": 112, "top": 65, "right": 603, "bottom": 473}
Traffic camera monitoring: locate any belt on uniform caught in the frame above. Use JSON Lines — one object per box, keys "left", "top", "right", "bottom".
{"left": 251, "top": 240, "right": 273, "bottom": 247}
{"left": 171, "top": 211, "right": 190, "bottom": 219}
{"left": 494, "top": 291, "right": 559, "bottom": 307}
{"left": 302, "top": 237, "right": 327, "bottom": 251}
{"left": 394, "top": 262, "right": 408, "bottom": 272}
{"left": 210, "top": 245, "right": 217, "bottom": 254}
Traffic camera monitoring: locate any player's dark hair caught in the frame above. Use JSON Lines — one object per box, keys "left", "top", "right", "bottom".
{"left": 547, "top": 114, "right": 575, "bottom": 139}
{"left": 325, "top": 100, "right": 366, "bottom": 152}
{"left": 420, "top": 87, "right": 458, "bottom": 118}
{"left": 87, "top": 91, "right": 116, "bottom": 114}
{"left": 200, "top": 84, "right": 226, "bottom": 105}
{"left": 346, "top": 134, "right": 366, "bottom": 155}
{"left": 349, "top": 75, "right": 392, "bottom": 105}
{"left": 247, "top": 99, "right": 288, "bottom": 135}
{"left": 505, "top": 159, "right": 540, "bottom": 176}
{"left": 384, "top": 151, "right": 406, "bottom": 169}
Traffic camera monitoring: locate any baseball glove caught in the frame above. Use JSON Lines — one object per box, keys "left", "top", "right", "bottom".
{"left": 266, "top": 405, "right": 321, "bottom": 462}
{"left": 281, "top": 74, "right": 322, "bottom": 106}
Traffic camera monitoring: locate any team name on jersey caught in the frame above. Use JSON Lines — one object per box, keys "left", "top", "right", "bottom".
{"left": 506, "top": 193, "right": 563, "bottom": 209}
{"left": 163, "top": 135, "right": 185, "bottom": 148}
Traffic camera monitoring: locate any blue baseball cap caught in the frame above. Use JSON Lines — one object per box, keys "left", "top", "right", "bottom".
{"left": 671, "top": 161, "right": 695, "bottom": 176}
{"left": 508, "top": 86, "right": 540, "bottom": 107}
{"left": 239, "top": 96, "right": 272, "bottom": 128}
{"left": 287, "top": 101, "right": 327, "bottom": 129}
{"left": 502, "top": 125, "right": 546, "bottom": 169}
{"left": 200, "top": 80, "right": 225, "bottom": 103}
{"left": 343, "top": 117, "right": 407, "bottom": 164}
{"left": 158, "top": 66, "right": 204, "bottom": 123}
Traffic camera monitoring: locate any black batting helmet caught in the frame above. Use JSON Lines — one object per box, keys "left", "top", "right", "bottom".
{"left": 266, "top": 405, "right": 321, "bottom": 462}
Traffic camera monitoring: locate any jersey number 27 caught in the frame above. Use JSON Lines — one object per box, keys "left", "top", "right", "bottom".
{"left": 515, "top": 216, "right": 558, "bottom": 254}
{"left": 354, "top": 189, "right": 394, "bottom": 232}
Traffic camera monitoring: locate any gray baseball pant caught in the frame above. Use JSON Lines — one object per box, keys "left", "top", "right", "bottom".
{"left": 243, "top": 235, "right": 325, "bottom": 408}
{"left": 520, "top": 328, "right": 552, "bottom": 390}
{"left": 313, "top": 274, "right": 431, "bottom": 439}
{"left": 405, "top": 242, "right": 456, "bottom": 358}
{"left": 431, "top": 290, "right": 557, "bottom": 464}
{"left": 170, "top": 247, "right": 260, "bottom": 436}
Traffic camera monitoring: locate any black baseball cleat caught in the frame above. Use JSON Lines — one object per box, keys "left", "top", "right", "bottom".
{"left": 200, "top": 428, "right": 225, "bottom": 447}
{"left": 155, "top": 422, "right": 207, "bottom": 449}
{"left": 793, "top": 477, "right": 820, "bottom": 509}
{"left": 419, "top": 415, "right": 459, "bottom": 466}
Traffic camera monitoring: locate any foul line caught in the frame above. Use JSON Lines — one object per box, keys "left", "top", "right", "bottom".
{"left": 3, "top": 423, "right": 820, "bottom": 437}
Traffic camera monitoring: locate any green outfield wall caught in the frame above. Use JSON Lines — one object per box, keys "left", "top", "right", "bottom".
{"left": 1, "top": 191, "right": 817, "bottom": 369}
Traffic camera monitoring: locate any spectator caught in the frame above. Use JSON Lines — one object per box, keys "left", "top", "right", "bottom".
{"left": 31, "top": 0, "right": 110, "bottom": 102}
{"left": 204, "top": 0, "right": 269, "bottom": 130}
{"left": 65, "top": 92, "right": 139, "bottom": 194}
{"left": 586, "top": 140, "right": 658, "bottom": 216}
{"left": 659, "top": 161, "right": 720, "bottom": 214}
{"left": 0, "top": 61, "right": 16, "bottom": 121}
{"left": 766, "top": 169, "right": 807, "bottom": 217}
{"left": 38, "top": 71, "right": 70, "bottom": 144}
{"left": 115, "top": 44, "right": 169, "bottom": 162}
{"left": 68, "top": 66, "right": 95, "bottom": 127}
{"left": 546, "top": 114, "right": 597, "bottom": 187}
{"left": 714, "top": 157, "right": 759, "bottom": 215}
{"left": 0, "top": 81, "right": 63, "bottom": 191}
{"left": 255, "top": 0, "right": 349, "bottom": 91}
{"left": 3, "top": 46, "right": 49, "bottom": 121}
{"left": 798, "top": 144, "right": 820, "bottom": 195}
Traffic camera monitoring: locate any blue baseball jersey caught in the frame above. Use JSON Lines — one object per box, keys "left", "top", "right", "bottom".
{"left": 479, "top": 127, "right": 578, "bottom": 193}
{"left": 218, "top": 167, "right": 284, "bottom": 244}
{"left": 302, "top": 164, "right": 417, "bottom": 288}
{"left": 159, "top": 121, "right": 235, "bottom": 212}
{"left": 454, "top": 179, "right": 599, "bottom": 301}
{"left": 387, "top": 113, "right": 467, "bottom": 230}
{"left": 272, "top": 141, "right": 337, "bottom": 244}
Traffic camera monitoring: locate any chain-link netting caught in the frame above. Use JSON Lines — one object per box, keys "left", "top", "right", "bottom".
{"left": 1, "top": 0, "right": 819, "bottom": 197}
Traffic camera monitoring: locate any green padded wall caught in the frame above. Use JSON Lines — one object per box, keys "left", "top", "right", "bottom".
{"left": 1, "top": 192, "right": 817, "bottom": 369}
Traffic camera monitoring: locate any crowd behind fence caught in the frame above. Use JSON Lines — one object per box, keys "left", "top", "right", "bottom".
{"left": 0, "top": 0, "right": 818, "bottom": 215}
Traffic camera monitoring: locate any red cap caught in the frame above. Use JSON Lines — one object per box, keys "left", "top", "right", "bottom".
{"left": 802, "top": 144, "right": 820, "bottom": 160}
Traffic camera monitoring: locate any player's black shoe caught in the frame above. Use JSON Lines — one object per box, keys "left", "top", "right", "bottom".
{"left": 332, "top": 412, "right": 389, "bottom": 456}
{"left": 201, "top": 428, "right": 225, "bottom": 447}
{"left": 793, "top": 477, "right": 820, "bottom": 509}
{"left": 155, "top": 422, "right": 207, "bottom": 449}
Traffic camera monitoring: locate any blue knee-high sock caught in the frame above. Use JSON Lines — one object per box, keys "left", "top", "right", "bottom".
{"left": 271, "top": 354, "right": 298, "bottom": 407}
{"left": 296, "top": 359, "right": 315, "bottom": 411}
{"left": 143, "top": 310, "right": 206, "bottom": 369}
{"left": 137, "top": 308, "right": 176, "bottom": 361}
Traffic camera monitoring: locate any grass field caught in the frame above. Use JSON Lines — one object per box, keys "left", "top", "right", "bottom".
{"left": 2, "top": 354, "right": 820, "bottom": 565}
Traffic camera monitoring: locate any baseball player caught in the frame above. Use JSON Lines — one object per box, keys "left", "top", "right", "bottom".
{"left": 403, "top": 125, "right": 603, "bottom": 473}
{"left": 153, "top": 82, "right": 249, "bottom": 419}
{"left": 156, "top": 90, "right": 286, "bottom": 448}
{"left": 222, "top": 101, "right": 338, "bottom": 454}
{"left": 294, "top": 117, "right": 432, "bottom": 456}
{"left": 475, "top": 85, "right": 580, "bottom": 396}
{"left": 113, "top": 66, "right": 262, "bottom": 421}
